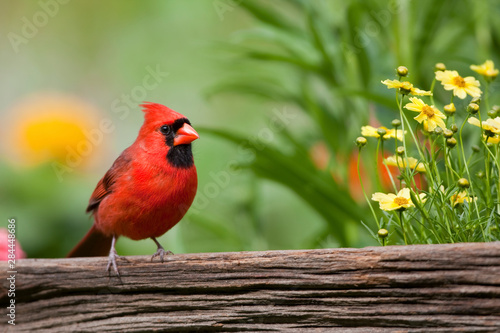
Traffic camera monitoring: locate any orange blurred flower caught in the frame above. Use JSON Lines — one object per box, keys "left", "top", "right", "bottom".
{"left": 348, "top": 151, "right": 393, "bottom": 202}
{"left": 309, "top": 142, "right": 392, "bottom": 203}
{"left": 3, "top": 93, "right": 103, "bottom": 169}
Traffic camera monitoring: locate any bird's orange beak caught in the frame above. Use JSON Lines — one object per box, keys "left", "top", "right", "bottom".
{"left": 174, "top": 123, "right": 199, "bottom": 146}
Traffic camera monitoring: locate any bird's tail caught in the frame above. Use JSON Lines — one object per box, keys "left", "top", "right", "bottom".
{"left": 67, "top": 225, "right": 113, "bottom": 257}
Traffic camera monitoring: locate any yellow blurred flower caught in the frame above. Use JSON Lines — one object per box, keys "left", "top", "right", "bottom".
{"left": 372, "top": 188, "right": 426, "bottom": 211}
{"left": 467, "top": 117, "right": 500, "bottom": 134}
{"left": 435, "top": 70, "right": 481, "bottom": 99}
{"left": 4, "top": 93, "right": 101, "bottom": 167}
{"left": 381, "top": 79, "right": 432, "bottom": 96}
{"left": 470, "top": 60, "right": 498, "bottom": 79}
{"left": 485, "top": 135, "right": 500, "bottom": 144}
{"left": 404, "top": 97, "right": 446, "bottom": 131}
{"left": 450, "top": 191, "right": 475, "bottom": 207}
{"left": 384, "top": 155, "right": 426, "bottom": 172}
{"left": 361, "top": 125, "right": 405, "bottom": 141}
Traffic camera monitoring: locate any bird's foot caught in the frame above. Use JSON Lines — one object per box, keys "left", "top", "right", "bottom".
{"left": 150, "top": 237, "right": 173, "bottom": 263}
{"left": 105, "top": 235, "right": 127, "bottom": 283}
{"left": 151, "top": 247, "right": 173, "bottom": 263}
{"left": 106, "top": 240, "right": 129, "bottom": 276}
{"left": 106, "top": 248, "right": 122, "bottom": 277}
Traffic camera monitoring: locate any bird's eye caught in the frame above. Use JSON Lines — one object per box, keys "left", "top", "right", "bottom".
{"left": 160, "top": 125, "right": 171, "bottom": 135}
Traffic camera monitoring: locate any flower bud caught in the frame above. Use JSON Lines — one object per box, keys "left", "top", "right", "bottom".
{"left": 471, "top": 97, "right": 481, "bottom": 105}
{"left": 492, "top": 105, "right": 500, "bottom": 113}
{"left": 486, "top": 141, "right": 495, "bottom": 149}
{"left": 434, "top": 63, "right": 446, "bottom": 71}
{"left": 378, "top": 228, "right": 389, "bottom": 239}
{"left": 488, "top": 109, "right": 498, "bottom": 118}
{"left": 443, "top": 128, "right": 454, "bottom": 138}
{"left": 397, "top": 66, "right": 409, "bottom": 77}
{"left": 376, "top": 128, "right": 387, "bottom": 137}
{"left": 450, "top": 124, "right": 458, "bottom": 133}
{"left": 356, "top": 136, "right": 367, "bottom": 148}
{"left": 396, "top": 146, "right": 405, "bottom": 155}
{"left": 446, "top": 137, "right": 457, "bottom": 148}
{"left": 476, "top": 171, "right": 485, "bottom": 179}
{"left": 468, "top": 103, "right": 480, "bottom": 114}
{"left": 471, "top": 145, "right": 480, "bottom": 153}
{"left": 391, "top": 119, "right": 401, "bottom": 128}
{"left": 458, "top": 178, "right": 470, "bottom": 188}
{"left": 434, "top": 127, "right": 443, "bottom": 135}
{"left": 444, "top": 103, "right": 456, "bottom": 114}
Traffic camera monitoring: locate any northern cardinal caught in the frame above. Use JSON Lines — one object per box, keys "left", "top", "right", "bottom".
{"left": 67, "top": 103, "right": 199, "bottom": 275}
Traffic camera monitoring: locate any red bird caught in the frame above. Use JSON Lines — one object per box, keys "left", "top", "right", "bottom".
{"left": 68, "top": 103, "right": 199, "bottom": 275}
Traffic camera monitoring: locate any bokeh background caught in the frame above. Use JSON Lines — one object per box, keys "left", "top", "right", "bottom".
{"left": 1, "top": 0, "right": 499, "bottom": 258}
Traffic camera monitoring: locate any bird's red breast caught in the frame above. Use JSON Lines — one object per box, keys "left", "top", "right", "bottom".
{"left": 87, "top": 103, "right": 198, "bottom": 240}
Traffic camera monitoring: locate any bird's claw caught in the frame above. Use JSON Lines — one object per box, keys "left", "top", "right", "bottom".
{"left": 151, "top": 247, "right": 173, "bottom": 263}
{"left": 106, "top": 249, "right": 119, "bottom": 276}
{"left": 106, "top": 248, "right": 127, "bottom": 278}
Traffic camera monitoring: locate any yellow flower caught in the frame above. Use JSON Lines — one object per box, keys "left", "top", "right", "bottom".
{"left": 470, "top": 60, "right": 499, "bottom": 79}
{"left": 404, "top": 97, "right": 446, "bottom": 131}
{"left": 372, "top": 188, "right": 426, "bottom": 211}
{"left": 4, "top": 93, "right": 100, "bottom": 167}
{"left": 381, "top": 79, "right": 432, "bottom": 96}
{"left": 384, "top": 155, "right": 426, "bottom": 172}
{"left": 450, "top": 191, "right": 475, "bottom": 207}
{"left": 361, "top": 125, "right": 405, "bottom": 141}
{"left": 435, "top": 70, "right": 481, "bottom": 99}
{"left": 485, "top": 135, "right": 500, "bottom": 144}
{"left": 468, "top": 117, "right": 500, "bottom": 134}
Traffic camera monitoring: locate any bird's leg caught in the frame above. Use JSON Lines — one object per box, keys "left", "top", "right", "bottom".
{"left": 106, "top": 235, "right": 122, "bottom": 277}
{"left": 151, "top": 237, "right": 173, "bottom": 262}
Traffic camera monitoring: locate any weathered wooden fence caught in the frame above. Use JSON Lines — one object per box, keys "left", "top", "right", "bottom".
{"left": 1, "top": 242, "right": 499, "bottom": 332}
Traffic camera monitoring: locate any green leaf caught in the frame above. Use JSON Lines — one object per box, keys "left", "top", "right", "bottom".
{"left": 199, "top": 127, "right": 367, "bottom": 247}
{"left": 239, "top": 1, "right": 304, "bottom": 36}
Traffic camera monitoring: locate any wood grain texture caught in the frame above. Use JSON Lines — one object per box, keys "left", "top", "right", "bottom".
{"left": 1, "top": 242, "right": 500, "bottom": 332}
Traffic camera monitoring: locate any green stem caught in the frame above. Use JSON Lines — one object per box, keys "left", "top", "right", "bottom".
{"left": 458, "top": 115, "right": 482, "bottom": 221}
{"left": 357, "top": 147, "right": 379, "bottom": 228}
{"left": 483, "top": 141, "right": 500, "bottom": 214}
{"left": 398, "top": 209, "right": 407, "bottom": 245}
{"left": 397, "top": 95, "right": 416, "bottom": 183}
{"left": 444, "top": 144, "right": 460, "bottom": 180}
{"left": 477, "top": 108, "right": 492, "bottom": 207}
{"left": 496, "top": 144, "right": 500, "bottom": 216}
{"left": 429, "top": 78, "right": 436, "bottom": 106}
{"left": 485, "top": 81, "right": 490, "bottom": 112}
{"left": 375, "top": 138, "right": 385, "bottom": 191}
{"left": 400, "top": 109, "right": 437, "bottom": 191}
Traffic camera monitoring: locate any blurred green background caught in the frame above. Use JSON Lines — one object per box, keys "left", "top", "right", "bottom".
{"left": 1, "top": 0, "right": 499, "bottom": 258}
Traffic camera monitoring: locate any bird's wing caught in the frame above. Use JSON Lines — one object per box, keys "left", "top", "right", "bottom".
{"left": 86, "top": 150, "right": 132, "bottom": 214}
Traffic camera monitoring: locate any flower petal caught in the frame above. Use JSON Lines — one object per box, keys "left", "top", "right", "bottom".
{"left": 414, "top": 113, "right": 427, "bottom": 124}
{"left": 371, "top": 192, "right": 389, "bottom": 202}
{"left": 361, "top": 125, "right": 378, "bottom": 137}
{"left": 381, "top": 79, "right": 401, "bottom": 89}
{"left": 397, "top": 188, "right": 411, "bottom": 199}
{"left": 454, "top": 88, "right": 467, "bottom": 99}
{"left": 434, "top": 117, "right": 447, "bottom": 130}
{"left": 468, "top": 117, "right": 481, "bottom": 127}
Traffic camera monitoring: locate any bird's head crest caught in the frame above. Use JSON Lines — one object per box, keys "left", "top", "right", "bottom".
{"left": 140, "top": 102, "right": 186, "bottom": 125}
